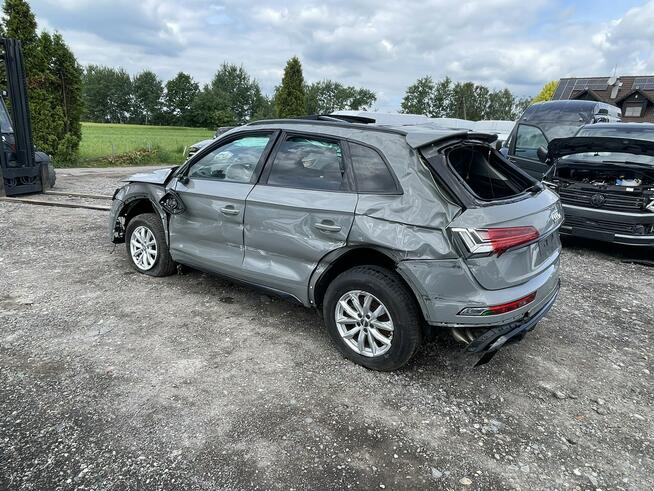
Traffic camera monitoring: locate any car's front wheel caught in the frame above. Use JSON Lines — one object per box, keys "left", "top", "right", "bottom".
{"left": 125, "top": 213, "right": 176, "bottom": 277}
{"left": 323, "top": 265, "right": 422, "bottom": 371}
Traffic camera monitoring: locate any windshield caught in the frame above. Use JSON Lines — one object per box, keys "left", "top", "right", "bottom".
{"left": 539, "top": 122, "right": 585, "bottom": 140}
{"left": 562, "top": 126, "right": 654, "bottom": 164}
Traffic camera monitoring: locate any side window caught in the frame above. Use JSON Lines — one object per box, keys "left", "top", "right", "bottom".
{"left": 267, "top": 136, "right": 348, "bottom": 191}
{"left": 514, "top": 124, "right": 548, "bottom": 160}
{"left": 188, "top": 134, "right": 271, "bottom": 182}
{"left": 348, "top": 142, "right": 397, "bottom": 193}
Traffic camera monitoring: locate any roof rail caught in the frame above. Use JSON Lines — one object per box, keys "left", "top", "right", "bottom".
{"left": 246, "top": 117, "right": 406, "bottom": 135}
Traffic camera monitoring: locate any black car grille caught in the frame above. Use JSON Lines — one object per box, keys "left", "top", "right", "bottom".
{"left": 558, "top": 187, "right": 648, "bottom": 212}
{"left": 564, "top": 215, "right": 650, "bottom": 235}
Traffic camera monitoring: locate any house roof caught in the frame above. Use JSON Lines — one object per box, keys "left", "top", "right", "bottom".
{"left": 613, "top": 88, "right": 654, "bottom": 105}
{"left": 552, "top": 76, "right": 654, "bottom": 106}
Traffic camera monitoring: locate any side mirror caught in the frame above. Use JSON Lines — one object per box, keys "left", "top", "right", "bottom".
{"left": 537, "top": 146, "right": 549, "bottom": 163}
{"left": 494, "top": 140, "right": 503, "bottom": 151}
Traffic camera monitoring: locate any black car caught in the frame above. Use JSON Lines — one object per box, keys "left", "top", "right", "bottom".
{"left": 503, "top": 100, "right": 621, "bottom": 178}
{"left": 543, "top": 123, "right": 654, "bottom": 246}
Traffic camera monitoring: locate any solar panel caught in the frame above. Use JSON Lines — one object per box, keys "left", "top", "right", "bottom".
{"left": 632, "top": 77, "right": 654, "bottom": 90}
{"left": 553, "top": 79, "right": 575, "bottom": 99}
{"left": 572, "top": 77, "right": 609, "bottom": 92}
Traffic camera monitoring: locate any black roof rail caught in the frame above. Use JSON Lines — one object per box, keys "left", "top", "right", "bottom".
{"left": 282, "top": 114, "right": 376, "bottom": 124}
{"left": 246, "top": 117, "right": 406, "bottom": 136}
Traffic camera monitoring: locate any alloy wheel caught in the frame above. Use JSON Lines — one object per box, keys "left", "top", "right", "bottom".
{"left": 335, "top": 290, "right": 394, "bottom": 357}
{"left": 130, "top": 225, "right": 158, "bottom": 271}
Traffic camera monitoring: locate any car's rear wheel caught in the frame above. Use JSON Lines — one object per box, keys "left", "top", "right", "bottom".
{"left": 125, "top": 213, "right": 176, "bottom": 277}
{"left": 323, "top": 265, "right": 422, "bottom": 371}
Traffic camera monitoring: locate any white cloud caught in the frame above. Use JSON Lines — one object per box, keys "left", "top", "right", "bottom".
{"left": 28, "top": 0, "right": 654, "bottom": 110}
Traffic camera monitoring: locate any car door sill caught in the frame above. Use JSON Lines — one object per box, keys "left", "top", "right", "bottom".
{"left": 177, "top": 259, "right": 306, "bottom": 306}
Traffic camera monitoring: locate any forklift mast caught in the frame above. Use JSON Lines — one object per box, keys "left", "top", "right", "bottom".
{"left": 0, "top": 37, "right": 43, "bottom": 196}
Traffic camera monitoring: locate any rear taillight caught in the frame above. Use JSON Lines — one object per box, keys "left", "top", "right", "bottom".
{"left": 452, "top": 226, "right": 539, "bottom": 256}
{"left": 459, "top": 292, "right": 537, "bottom": 316}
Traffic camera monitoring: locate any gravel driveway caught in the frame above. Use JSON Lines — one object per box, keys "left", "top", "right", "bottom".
{"left": 0, "top": 167, "right": 652, "bottom": 490}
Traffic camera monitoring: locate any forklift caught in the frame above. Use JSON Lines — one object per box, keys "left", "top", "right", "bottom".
{"left": 0, "top": 37, "right": 55, "bottom": 197}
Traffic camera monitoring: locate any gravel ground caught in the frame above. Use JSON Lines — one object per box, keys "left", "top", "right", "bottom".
{"left": 0, "top": 167, "right": 652, "bottom": 490}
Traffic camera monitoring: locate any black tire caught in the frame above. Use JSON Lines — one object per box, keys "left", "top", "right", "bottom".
{"left": 125, "top": 213, "right": 176, "bottom": 277}
{"left": 323, "top": 265, "right": 422, "bottom": 371}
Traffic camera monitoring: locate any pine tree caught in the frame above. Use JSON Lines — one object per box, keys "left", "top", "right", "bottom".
{"left": 275, "top": 56, "right": 306, "bottom": 118}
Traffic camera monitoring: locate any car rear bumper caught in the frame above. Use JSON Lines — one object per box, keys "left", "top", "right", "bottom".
{"left": 397, "top": 256, "right": 561, "bottom": 328}
{"left": 465, "top": 282, "right": 559, "bottom": 365}
{"left": 560, "top": 203, "right": 654, "bottom": 246}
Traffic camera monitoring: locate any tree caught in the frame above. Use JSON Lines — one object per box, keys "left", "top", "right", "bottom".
{"left": 450, "top": 82, "right": 481, "bottom": 120}
{"left": 1, "top": 0, "right": 83, "bottom": 163}
{"left": 210, "top": 63, "right": 265, "bottom": 124}
{"left": 132, "top": 70, "right": 163, "bottom": 124}
{"left": 514, "top": 96, "right": 532, "bottom": 117}
{"left": 533, "top": 80, "right": 558, "bottom": 103}
{"left": 42, "top": 32, "right": 83, "bottom": 162}
{"left": 275, "top": 56, "right": 306, "bottom": 118}
{"left": 431, "top": 77, "right": 453, "bottom": 117}
{"left": 187, "top": 64, "right": 264, "bottom": 128}
{"left": 252, "top": 94, "right": 276, "bottom": 121}
{"left": 1, "top": 0, "right": 39, "bottom": 73}
{"left": 486, "top": 89, "right": 516, "bottom": 120}
{"left": 163, "top": 72, "right": 198, "bottom": 125}
{"left": 400, "top": 76, "right": 435, "bottom": 115}
{"left": 305, "top": 80, "right": 376, "bottom": 114}
{"left": 82, "top": 66, "right": 132, "bottom": 123}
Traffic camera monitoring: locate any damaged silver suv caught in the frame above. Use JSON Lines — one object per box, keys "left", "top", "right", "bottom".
{"left": 109, "top": 118, "right": 563, "bottom": 370}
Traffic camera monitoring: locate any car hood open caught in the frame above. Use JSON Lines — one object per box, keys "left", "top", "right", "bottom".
{"left": 122, "top": 167, "right": 177, "bottom": 185}
{"left": 548, "top": 136, "right": 654, "bottom": 160}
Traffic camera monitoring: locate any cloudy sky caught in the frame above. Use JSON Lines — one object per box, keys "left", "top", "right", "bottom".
{"left": 30, "top": 0, "right": 654, "bottom": 110}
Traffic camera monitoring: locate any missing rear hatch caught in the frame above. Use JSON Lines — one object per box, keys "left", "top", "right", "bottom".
{"left": 446, "top": 144, "right": 535, "bottom": 200}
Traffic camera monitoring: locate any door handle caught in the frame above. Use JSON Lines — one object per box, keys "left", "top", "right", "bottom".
{"left": 314, "top": 221, "right": 342, "bottom": 232}
{"left": 220, "top": 206, "right": 240, "bottom": 216}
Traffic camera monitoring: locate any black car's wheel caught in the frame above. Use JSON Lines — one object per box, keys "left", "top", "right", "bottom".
{"left": 323, "top": 265, "right": 422, "bottom": 371}
{"left": 125, "top": 213, "right": 176, "bottom": 277}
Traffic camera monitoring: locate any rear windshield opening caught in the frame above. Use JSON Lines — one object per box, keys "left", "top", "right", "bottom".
{"left": 447, "top": 145, "right": 533, "bottom": 200}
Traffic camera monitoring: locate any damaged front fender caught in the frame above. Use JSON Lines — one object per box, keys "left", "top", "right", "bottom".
{"left": 108, "top": 182, "right": 170, "bottom": 244}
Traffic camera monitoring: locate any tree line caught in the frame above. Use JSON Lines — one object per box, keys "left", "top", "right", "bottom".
{"left": 82, "top": 57, "right": 376, "bottom": 128}
{"left": 401, "top": 76, "right": 532, "bottom": 121}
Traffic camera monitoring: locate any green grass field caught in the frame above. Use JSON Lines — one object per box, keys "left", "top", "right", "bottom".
{"left": 77, "top": 122, "right": 214, "bottom": 167}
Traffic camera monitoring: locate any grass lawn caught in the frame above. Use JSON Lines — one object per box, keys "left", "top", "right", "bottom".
{"left": 77, "top": 122, "right": 214, "bottom": 167}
